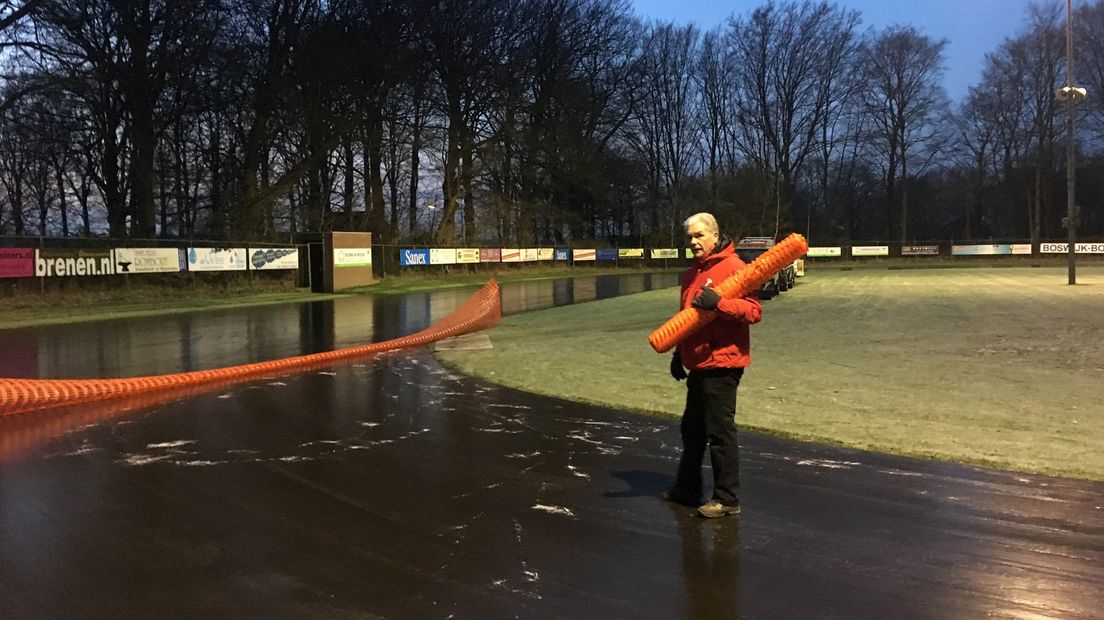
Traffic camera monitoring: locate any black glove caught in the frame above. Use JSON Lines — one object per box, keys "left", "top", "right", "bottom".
{"left": 670, "top": 352, "right": 687, "bottom": 381}
{"left": 691, "top": 286, "right": 721, "bottom": 311}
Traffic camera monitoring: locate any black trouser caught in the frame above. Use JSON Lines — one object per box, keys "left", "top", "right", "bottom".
{"left": 675, "top": 367, "right": 744, "bottom": 505}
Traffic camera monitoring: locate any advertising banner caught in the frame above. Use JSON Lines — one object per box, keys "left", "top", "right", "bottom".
{"left": 554, "top": 248, "right": 570, "bottom": 261}
{"left": 1011, "top": 244, "right": 1032, "bottom": 255}
{"left": 901, "top": 245, "right": 940, "bottom": 256}
{"left": 0, "top": 248, "right": 34, "bottom": 278}
{"left": 36, "top": 248, "right": 115, "bottom": 277}
{"left": 249, "top": 247, "right": 299, "bottom": 270}
{"left": 456, "top": 248, "right": 480, "bottom": 264}
{"left": 650, "top": 248, "right": 679, "bottom": 259}
{"left": 479, "top": 248, "right": 501, "bottom": 263}
{"left": 400, "top": 248, "right": 430, "bottom": 266}
{"left": 537, "top": 248, "right": 554, "bottom": 261}
{"left": 618, "top": 248, "right": 644, "bottom": 259}
{"left": 572, "top": 249, "right": 596, "bottom": 262}
{"left": 501, "top": 249, "right": 521, "bottom": 263}
{"left": 333, "top": 247, "right": 372, "bottom": 267}
{"left": 188, "top": 247, "right": 247, "bottom": 271}
{"left": 430, "top": 248, "right": 457, "bottom": 265}
{"left": 115, "top": 247, "right": 187, "bottom": 273}
{"left": 521, "top": 248, "right": 539, "bottom": 262}
{"left": 596, "top": 249, "right": 618, "bottom": 261}
{"left": 951, "top": 244, "right": 1011, "bottom": 256}
{"left": 851, "top": 246, "right": 889, "bottom": 257}
{"left": 1040, "top": 242, "right": 1104, "bottom": 254}
{"left": 685, "top": 248, "right": 694, "bottom": 259}
{"left": 807, "top": 247, "right": 842, "bottom": 258}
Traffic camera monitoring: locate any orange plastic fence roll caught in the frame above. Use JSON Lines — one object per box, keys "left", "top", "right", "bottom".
{"left": 647, "top": 233, "right": 808, "bottom": 353}
{"left": 0, "top": 279, "right": 502, "bottom": 417}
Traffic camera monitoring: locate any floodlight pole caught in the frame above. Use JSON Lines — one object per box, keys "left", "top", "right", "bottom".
{"left": 1064, "top": 0, "right": 1077, "bottom": 284}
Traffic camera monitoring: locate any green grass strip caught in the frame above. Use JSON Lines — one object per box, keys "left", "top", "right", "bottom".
{"left": 437, "top": 266, "right": 1104, "bottom": 480}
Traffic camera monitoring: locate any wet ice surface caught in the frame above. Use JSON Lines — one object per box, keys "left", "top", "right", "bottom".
{"left": 0, "top": 351, "right": 1101, "bottom": 618}
{"left": 1, "top": 273, "right": 1103, "bottom": 618}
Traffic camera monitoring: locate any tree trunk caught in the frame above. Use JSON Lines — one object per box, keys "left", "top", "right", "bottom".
{"left": 128, "top": 99, "right": 157, "bottom": 238}
{"left": 366, "top": 111, "right": 387, "bottom": 238}
{"left": 55, "top": 164, "right": 68, "bottom": 237}
{"left": 407, "top": 103, "right": 422, "bottom": 239}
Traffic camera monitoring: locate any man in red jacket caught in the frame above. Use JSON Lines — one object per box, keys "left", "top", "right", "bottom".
{"left": 664, "top": 212, "right": 762, "bottom": 518}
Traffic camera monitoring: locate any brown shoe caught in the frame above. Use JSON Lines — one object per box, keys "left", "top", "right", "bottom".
{"left": 697, "top": 501, "right": 741, "bottom": 518}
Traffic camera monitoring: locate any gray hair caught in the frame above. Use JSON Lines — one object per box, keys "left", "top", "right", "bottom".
{"left": 684, "top": 212, "right": 719, "bottom": 235}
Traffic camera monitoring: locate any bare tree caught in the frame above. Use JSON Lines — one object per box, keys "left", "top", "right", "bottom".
{"left": 727, "top": 1, "right": 861, "bottom": 238}
{"left": 860, "top": 25, "right": 949, "bottom": 242}
{"left": 626, "top": 22, "right": 699, "bottom": 245}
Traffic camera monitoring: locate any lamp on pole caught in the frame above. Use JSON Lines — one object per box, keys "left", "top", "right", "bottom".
{"left": 1056, "top": 0, "right": 1087, "bottom": 284}
{"left": 426, "top": 202, "right": 437, "bottom": 242}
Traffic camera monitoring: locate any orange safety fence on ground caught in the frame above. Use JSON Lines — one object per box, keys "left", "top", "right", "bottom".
{"left": 648, "top": 234, "right": 809, "bottom": 353}
{"left": 0, "top": 279, "right": 502, "bottom": 418}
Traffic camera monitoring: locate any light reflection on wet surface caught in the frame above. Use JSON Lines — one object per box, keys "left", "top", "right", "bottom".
{"left": 0, "top": 273, "right": 680, "bottom": 380}
{"left": 1, "top": 272, "right": 1102, "bottom": 618}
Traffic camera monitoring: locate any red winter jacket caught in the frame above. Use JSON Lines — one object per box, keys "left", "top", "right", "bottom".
{"left": 676, "top": 239, "right": 762, "bottom": 370}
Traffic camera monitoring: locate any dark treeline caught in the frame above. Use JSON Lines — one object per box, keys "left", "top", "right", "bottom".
{"left": 1, "top": 0, "right": 1103, "bottom": 247}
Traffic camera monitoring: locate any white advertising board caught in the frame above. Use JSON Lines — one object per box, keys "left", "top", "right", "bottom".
{"left": 115, "top": 248, "right": 186, "bottom": 273}
{"left": 1040, "top": 242, "right": 1104, "bottom": 254}
{"left": 650, "top": 248, "right": 679, "bottom": 259}
{"left": 430, "top": 248, "right": 457, "bottom": 265}
{"left": 249, "top": 248, "right": 299, "bottom": 270}
{"left": 188, "top": 247, "right": 248, "bottom": 271}
{"left": 333, "top": 247, "right": 373, "bottom": 267}
{"left": 851, "top": 246, "right": 889, "bottom": 257}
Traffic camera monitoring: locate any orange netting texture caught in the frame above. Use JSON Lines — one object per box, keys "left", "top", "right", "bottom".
{"left": 648, "top": 233, "right": 809, "bottom": 353}
{"left": 0, "top": 279, "right": 502, "bottom": 417}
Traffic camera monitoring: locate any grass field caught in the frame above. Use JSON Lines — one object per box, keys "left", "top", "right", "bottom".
{"left": 436, "top": 266, "right": 1104, "bottom": 480}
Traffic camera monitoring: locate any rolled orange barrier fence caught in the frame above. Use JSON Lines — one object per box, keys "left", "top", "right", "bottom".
{"left": 647, "top": 233, "right": 808, "bottom": 353}
{"left": 0, "top": 279, "right": 502, "bottom": 417}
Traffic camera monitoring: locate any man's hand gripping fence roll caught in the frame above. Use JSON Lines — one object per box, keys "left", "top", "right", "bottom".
{"left": 647, "top": 233, "right": 808, "bottom": 353}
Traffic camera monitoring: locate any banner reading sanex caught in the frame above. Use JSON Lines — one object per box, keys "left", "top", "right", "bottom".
{"left": 650, "top": 248, "right": 679, "bottom": 259}
{"left": 807, "top": 247, "right": 842, "bottom": 258}
{"left": 554, "top": 248, "right": 570, "bottom": 261}
{"left": 115, "top": 247, "right": 186, "bottom": 273}
{"left": 401, "top": 248, "right": 430, "bottom": 266}
{"left": 188, "top": 247, "right": 247, "bottom": 271}
{"left": 430, "top": 248, "right": 457, "bottom": 265}
{"left": 0, "top": 248, "right": 35, "bottom": 278}
{"left": 456, "top": 248, "right": 480, "bottom": 264}
{"left": 572, "top": 249, "right": 596, "bottom": 262}
{"left": 618, "top": 248, "right": 644, "bottom": 259}
{"left": 249, "top": 247, "right": 299, "bottom": 270}
{"left": 333, "top": 247, "right": 372, "bottom": 268}
{"left": 1041, "top": 242, "right": 1104, "bottom": 254}
{"left": 36, "top": 248, "right": 115, "bottom": 277}
{"left": 851, "top": 246, "right": 889, "bottom": 257}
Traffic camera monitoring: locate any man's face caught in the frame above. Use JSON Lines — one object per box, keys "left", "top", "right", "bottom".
{"left": 686, "top": 221, "right": 719, "bottom": 259}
